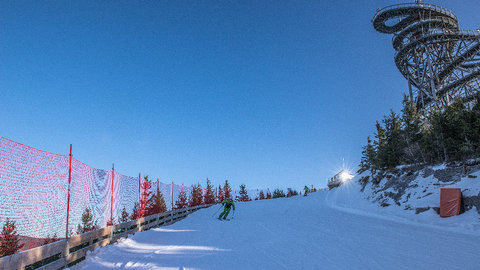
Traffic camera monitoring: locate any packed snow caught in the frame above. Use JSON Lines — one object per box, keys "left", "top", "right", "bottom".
{"left": 75, "top": 182, "right": 480, "bottom": 270}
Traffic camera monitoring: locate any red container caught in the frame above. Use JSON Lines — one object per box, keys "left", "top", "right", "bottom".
{"left": 440, "top": 188, "right": 461, "bottom": 217}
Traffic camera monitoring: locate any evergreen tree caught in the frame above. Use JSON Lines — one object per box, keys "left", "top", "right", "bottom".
{"left": 76, "top": 207, "right": 98, "bottom": 234}
{"left": 189, "top": 183, "right": 204, "bottom": 207}
{"left": 217, "top": 185, "right": 224, "bottom": 202}
{"left": 223, "top": 180, "right": 232, "bottom": 199}
{"left": 204, "top": 178, "right": 216, "bottom": 204}
{"left": 401, "top": 95, "right": 424, "bottom": 164}
{"left": 175, "top": 189, "right": 189, "bottom": 209}
{"left": 238, "top": 184, "right": 250, "bottom": 201}
{"left": 359, "top": 94, "right": 480, "bottom": 174}
{"left": 120, "top": 207, "right": 129, "bottom": 223}
{"left": 130, "top": 202, "right": 139, "bottom": 220}
{"left": 139, "top": 176, "right": 153, "bottom": 218}
{"left": 106, "top": 218, "right": 115, "bottom": 227}
{"left": 259, "top": 190, "right": 265, "bottom": 200}
{"left": 147, "top": 181, "right": 167, "bottom": 215}
{"left": 373, "top": 120, "right": 386, "bottom": 170}
{"left": 0, "top": 218, "right": 24, "bottom": 256}
{"left": 358, "top": 136, "right": 376, "bottom": 176}
{"left": 383, "top": 110, "right": 404, "bottom": 168}
{"left": 272, "top": 189, "right": 285, "bottom": 198}
{"left": 442, "top": 100, "right": 473, "bottom": 160}
{"left": 42, "top": 233, "right": 58, "bottom": 245}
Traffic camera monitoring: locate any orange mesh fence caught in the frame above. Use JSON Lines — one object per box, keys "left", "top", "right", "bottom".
{"left": 0, "top": 136, "right": 191, "bottom": 250}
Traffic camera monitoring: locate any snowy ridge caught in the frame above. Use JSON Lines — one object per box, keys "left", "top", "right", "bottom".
{"left": 327, "top": 180, "right": 480, "bottom": 236}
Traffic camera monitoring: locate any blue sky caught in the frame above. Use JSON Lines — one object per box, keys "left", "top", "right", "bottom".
{"left": 1, "top": 1, "right": 479, "bottom": 191}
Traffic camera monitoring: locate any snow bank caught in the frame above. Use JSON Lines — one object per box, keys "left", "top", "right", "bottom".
{"left": 76, "top": 186, "right": 480, "bottom": 269}
{"left": 327, "top": 168, "right": 480, "bottom": 236}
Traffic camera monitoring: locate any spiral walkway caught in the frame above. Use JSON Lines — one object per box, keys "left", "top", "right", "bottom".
{"left": 373, "top": 2, "right": 480, "bottom": 110}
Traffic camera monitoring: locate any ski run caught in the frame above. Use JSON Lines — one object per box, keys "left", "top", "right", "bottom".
{"left": 75, "top": 182, "right": 480, "bottom": 270}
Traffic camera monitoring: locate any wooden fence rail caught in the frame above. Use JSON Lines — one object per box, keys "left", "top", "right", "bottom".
{"left": 0, "top": 205, "right": 211, "bottom": 270}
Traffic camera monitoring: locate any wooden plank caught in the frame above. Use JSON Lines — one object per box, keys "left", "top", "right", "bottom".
{"left": 0, "top": 239, "right": 66, "bottom": 270}
{"left": 115, "top": 219, "right": 137, "bottom": 231}
{"left": 36, "top": 257, "right": 67, "bottom": 270}
{"left": 68, "top": 227, "right": 111, "bottom": 249}
{"left": 91, "top": 238, "right": 111, "bottom": 250}
{"left": 1, "top": 205, "right": 213, "bottom": 269}
{"left": 67, "top": 246, "right": 89, "bottom": 264}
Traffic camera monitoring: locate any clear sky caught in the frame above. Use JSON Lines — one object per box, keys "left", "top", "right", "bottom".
{"left": 1, "top": 1, "right": 479, "bottom": 191}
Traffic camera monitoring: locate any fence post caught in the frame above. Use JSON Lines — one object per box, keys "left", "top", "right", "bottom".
{"left": 138, "top": 173, "right": 141, "bottom": 218}
{"left": 171, "top": 181, "right": 174, "bottom": 223}
{"left": 171, "top": 181, "right": 174, "bottom": 210}
{"left": 110, "top": 163, "right": 114, "bottom": 225}
{"left": 66, "top": 144, "right": 73, "bottom": 239}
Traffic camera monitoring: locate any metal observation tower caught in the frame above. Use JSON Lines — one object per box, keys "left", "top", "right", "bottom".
{"left": 373, "top": 1, "right": 480, "bottom": 111}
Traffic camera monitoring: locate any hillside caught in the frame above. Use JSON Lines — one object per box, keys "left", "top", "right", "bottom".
{"left": 354, "top": 160, "right": 480, "bottom": 222}
{"left": 76, "top": 185, "right": 480, "bottom": 269}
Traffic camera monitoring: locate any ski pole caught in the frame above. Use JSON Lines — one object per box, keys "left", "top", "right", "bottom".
{"left": 212, "top": 205, "right": 222, "bottom": 217}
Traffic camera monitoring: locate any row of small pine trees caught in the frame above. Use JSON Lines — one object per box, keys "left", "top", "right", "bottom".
{"left": 0, "top": 178, "right": 252, "bottom": 257}
{"left": 0, "top": 177, "right": 307, "bottom": 257}
{"left": 358, "top": 94, "right": 480, "bottom": 183}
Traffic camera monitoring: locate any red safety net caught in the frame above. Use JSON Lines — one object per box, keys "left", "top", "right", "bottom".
{"left": 0, "top": 137, "right": 192, "bottom": 250}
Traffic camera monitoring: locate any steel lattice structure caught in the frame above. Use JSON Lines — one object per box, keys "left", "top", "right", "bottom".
{"left": 373, "top": 1, "right": 480, "bottom": 111}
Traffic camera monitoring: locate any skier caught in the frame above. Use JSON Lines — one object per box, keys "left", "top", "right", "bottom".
{"left": 218, "top": 198, "right": 235, "bottom": 220}
{"left": 303, "top": 185, "right": 309, "bottom": 196}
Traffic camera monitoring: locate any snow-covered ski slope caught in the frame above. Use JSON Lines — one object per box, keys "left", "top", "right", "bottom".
{"left": 77, "top": 183, "right": 480, "bottom": 270}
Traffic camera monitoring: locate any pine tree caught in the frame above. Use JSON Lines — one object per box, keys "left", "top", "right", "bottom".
{"left": 358, "top": 136, "right": 376, "bottom": 176}
{"left": 120, "top": 207, "right": 129, "bottom": 223}
{"left": 223, "top": 180, "right": 232, "bottom": 199}
{"left": 175, "top": 189, "right": 189, "bottom": 209}
{"left": 189, "top": 183, "right": 203, "bottom": 207}
{"left": 76, "top": 207, "right": 98, "bottom": 234}
{"left": 272, "top": 189, "right": 285, "bottom": 198}
{"left": 106, "top": 218, "right": 115, "bottom": 227}
{"left": 147, "top": 181, "right": 167, "bottom": 215}
{"left": 384, "top": 110, "right": 404, "bottom": 168}
{"left": 42, "top": 233, "right": 58, "bottom": 245}
{"left": 0, "top": 218, "right": 24, "bottom": 256}
{"left": 401, "top": 94, "right": 424, "bottom": 164}
{"left": 130, "top": 202, "right": 139, "bottom": 220}
{"left": 217, "top": 185, "right": 224, "bottom": 202}
{"left": 139, "top": 176, "right": 153, "bottom": 218}
{"left": 238, "top": 184, "right": 250, "bottom": 201}
{"left": 374, "top": 121, "right": 386, "bottom": 170}
{"left": 259, "top": 190, "right": 265, "bottom": 200}
{"left": 204, "top": 178, "right": 216, "bottom": 204}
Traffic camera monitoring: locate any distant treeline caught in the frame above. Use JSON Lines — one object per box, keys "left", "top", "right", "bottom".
{"left": 359, "top": 94, "right": 480, "bottom": 181}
